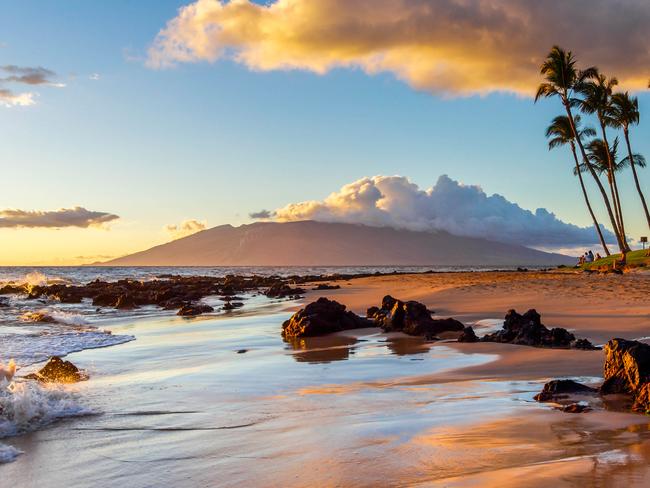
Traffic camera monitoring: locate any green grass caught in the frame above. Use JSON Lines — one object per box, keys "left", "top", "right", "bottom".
{"left": 580, "top": 248, "right": 650, "bottom": 270}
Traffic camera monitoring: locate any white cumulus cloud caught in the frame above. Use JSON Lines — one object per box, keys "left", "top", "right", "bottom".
{"left": 273, "top": 175, "right": 616, "bottom": 248}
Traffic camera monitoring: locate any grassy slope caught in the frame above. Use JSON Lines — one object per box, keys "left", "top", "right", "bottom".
{"left": 580, "top": 249, "right": 650, "bottom": 270}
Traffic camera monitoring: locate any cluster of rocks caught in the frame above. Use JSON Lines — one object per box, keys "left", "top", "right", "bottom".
{"left": 265, "top": 283, "right": 306, "bottom": 299}
{"left": 282, "top": 297, "right": 371, "bottom": 338}
{"left": 366, "top": 295, "right": 464, "bottom": 339}
{"left": 282, "top": 295, "right": 464, "bottom": 340}
{"left": 461, "top": 309, "right": 598, "bottom": 349}
{"left": 25, "top": 356, "right": 87, "bottom": 383}
{"left": 534, "top": 338, "right": 650, "bottom": 414}
{"left": 0, "top": 273, "right": 356, "bottom": 317}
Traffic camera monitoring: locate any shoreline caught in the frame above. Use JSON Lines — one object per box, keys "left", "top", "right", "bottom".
{"left": 2, "top": 269, "right": 650, "bottom": 485}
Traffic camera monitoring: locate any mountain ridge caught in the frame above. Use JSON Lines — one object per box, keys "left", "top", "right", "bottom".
{"left": 101, "top": 221, "right": 574, "bottom": 266}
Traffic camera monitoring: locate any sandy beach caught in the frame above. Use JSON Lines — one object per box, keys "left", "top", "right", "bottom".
{"left": 2, "top": 269, "right": 650, "bottom": 487}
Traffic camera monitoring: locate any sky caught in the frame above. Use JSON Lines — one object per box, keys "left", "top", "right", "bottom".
{"left": 1, "top": 0, "right": 650, "bottom": 265}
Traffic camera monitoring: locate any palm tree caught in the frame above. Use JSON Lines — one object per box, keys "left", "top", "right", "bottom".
{"left": 610, "top": 91, "right": 650, "bottom": 229}
{"left": 580, "top": 139, "right": 645, "bottom": 228}
{"left": 546, "top": 115, "right": 610, "bottom": 255}
{"left": 535, "top": 46, "right": 627, "bottom": 253}
{"left": 575, "top": 71, "right": 630, "bottom": 251}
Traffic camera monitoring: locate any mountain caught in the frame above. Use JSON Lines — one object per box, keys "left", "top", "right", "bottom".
{"left": 101, "top": 221, "right": 574, "bottom": 267}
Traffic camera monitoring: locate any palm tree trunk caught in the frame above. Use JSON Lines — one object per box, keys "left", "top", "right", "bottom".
{"left": 623, "top": 128, "right": 650, "bottom": 230}
{"left": 571, "top": 144, "right": 610, "bottom": 255}
{"left": 563, "top": 101, "right": 626, "bottom": 253}
{"left": 599, "top": 121, "right": 630, "bottom": 251}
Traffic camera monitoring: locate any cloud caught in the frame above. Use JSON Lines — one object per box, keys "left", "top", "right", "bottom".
{"left": 148, "top": 0, "right": 650, "bottom": 96}
{"left": 0, "top": 207, "right": 119, "bottom": 229}
{"left": 0, "top": 65, "right": 63, "bottom": 107}
{"left": 0, "top": 65, "right": 63, "bottom": 87}
{"left": 273, "top": 175, "right": 616, "bottom": 248}
{"left": 164, "top": 219, "right": 207, "bottom": 239}
{"left": 249, "top": 209, "right": 274, "bottom": 219}
{"left": 0, "top": 88, "right": 36, "bottom": 107}
{"left": 89, "top": 73, "right": 101, "bottom": 81}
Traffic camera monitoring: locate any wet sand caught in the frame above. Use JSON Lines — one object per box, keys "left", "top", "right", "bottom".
{"left": 3, "top": 270, "right": 650, "bottom": 486}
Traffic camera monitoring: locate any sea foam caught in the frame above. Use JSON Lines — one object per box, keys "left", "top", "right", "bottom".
{"left": 0, "top": 379, "right": 91, "bottom": 439}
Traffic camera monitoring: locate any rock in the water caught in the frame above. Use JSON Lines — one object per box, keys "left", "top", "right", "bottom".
{"left": 561, "top": 403, "right": 591, "bottom": 413}
{"left": 481, "top": 309, "right": 594, "bottom": 349}
{"left": 266, "top": 283, "right": 306, "bottom": 298}
{"left": 25, "top": 356, "right": 87, "bottom": 383}
{"left": 115, "top": 294, "right": 138, "bottom": 310}
{"left": 21, "top": 311, "right": 55, "bottom": 323}
{"left": 222, "top": 301, "right": 244, "bottom": 311}
{"left": 572, "top": 338, "right": 599, "bottom": 350}
{"left": 368, "top": 295, "right": 462, "bottom": 338}
{"left": 177, "top": 303, "right": 214, "bottom": 316}
{"left": 458, "top": 326, "right": 479, "bottom": 343}
{"left": 282, "top": 297, "right": 372, "bottom": 338}
{"left": 534, "top": 379, "right": 597, "bottom": 402}
{"left": 600, "top": 338, "right": 650, "bottom": 413}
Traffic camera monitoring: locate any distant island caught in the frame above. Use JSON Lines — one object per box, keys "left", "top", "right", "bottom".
{"left": 101, "top": 221, "right": 574, "bottom": 267}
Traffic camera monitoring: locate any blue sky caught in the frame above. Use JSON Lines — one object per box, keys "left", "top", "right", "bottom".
{"left": 1, "top": 0, "right": 649, "bottom": 264}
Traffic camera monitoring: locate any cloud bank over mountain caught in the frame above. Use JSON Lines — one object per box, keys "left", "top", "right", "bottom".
{"left": 266, "top": 175, "right": 615, "bottom": 248}
{"left": 149, "top": 0, "right": 650, "bottom": 96}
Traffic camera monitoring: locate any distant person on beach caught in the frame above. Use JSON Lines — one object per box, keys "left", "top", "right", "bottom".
{"left": 587, "top": 250, "right": 594, "bottom": 262}
{"left": 578, "top": 255, "right": 584, "bottom": 265}
{"left": 596, "top": 253, "right": 602, "bottom": 260}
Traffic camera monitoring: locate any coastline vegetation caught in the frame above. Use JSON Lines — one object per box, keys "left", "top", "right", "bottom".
{"left": 536, "top": 46, "right": 650, "bottom": 259}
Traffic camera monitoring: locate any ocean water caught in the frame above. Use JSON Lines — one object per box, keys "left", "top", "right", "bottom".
{"left": 0, "top": 265, "right": 535, "bottom": 368}
{"left": 0, "top": 264, "right": 539, "bottom": 285}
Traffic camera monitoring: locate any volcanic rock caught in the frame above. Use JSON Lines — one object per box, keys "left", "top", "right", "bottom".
{"left": 534, "top": 379, "right": 597, "bottom": 402}
{"left": 177, "top": 303, "right": 214, "bottom": 316}
{"left": 25, "top": 356, "right": 87, "bottom": 383}
{"left": 282, "top": 297, "right": 372, "bottom": 338}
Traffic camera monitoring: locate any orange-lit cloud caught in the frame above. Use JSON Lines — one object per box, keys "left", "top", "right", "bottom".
{"left": 149, "top": 0, "right": 650, "bottom": 96}
{"left": 0, "top": 207, "right": 119, "bottom": 229}
{"left": 164, "top": 219, "right": 207, "bottom": 239}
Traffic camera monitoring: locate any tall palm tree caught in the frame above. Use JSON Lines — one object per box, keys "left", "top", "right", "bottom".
{"left": 575, "top": 71, "right": 630, "bottom": 250}
{"left": 535, "top": 46, "right": 627, "bottom": 253}
{"left": 580, "top": 139, "right": 645, "bottom": 228}
{"left": 546, "top": 115, "right": 610, "bottom": 255}
{"left": 610, "top": 91, "right": 650, "bottom": 229}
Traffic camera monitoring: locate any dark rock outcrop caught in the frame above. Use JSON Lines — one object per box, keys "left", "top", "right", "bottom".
{"left": 25, "top": 356, "right": 87, "bottom": 383}
{"left": 282, "top": 297, "right": 372, "bottom": 338}
{"left": 458, "top": 326, "right": 479, "bottom": 343}
{"left": 481, "top": 309, "right": 598, "bottom": 349}
{"left": 534, "top": 379, "right": 597, "bottom": 402}
{"left": 222, "top": 301, "right": 244, "bottom": 311}
{"left": 367, "top": 295, "right": 462, "bottom": 338}
{"left": 600, "top": 338, "right": 650, "bottom": 413}
{"left": 115, "top": 294, "right": 138, "bottom": 310}
{"left": 312, "top": 284, "right": 341, "bottom": 290}
{"left": 266, "top": 283, "right": 306, "bottom": 298}
{"left": 177, "top": 303, "right": 214, "bottom": 316}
